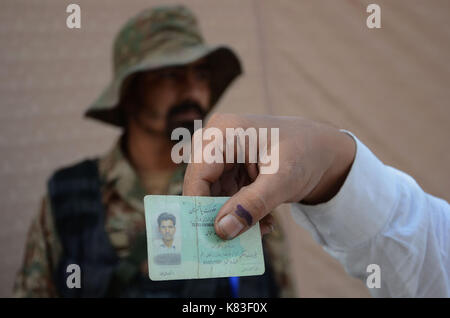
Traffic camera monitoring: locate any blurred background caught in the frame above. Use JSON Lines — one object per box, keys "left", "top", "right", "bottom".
{"left": 0, "top": 0, "right": 449, "bottom": 297}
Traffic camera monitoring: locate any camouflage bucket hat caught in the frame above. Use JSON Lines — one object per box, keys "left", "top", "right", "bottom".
{"left": 85, "top": 5, "right": 242, "bottom": 126}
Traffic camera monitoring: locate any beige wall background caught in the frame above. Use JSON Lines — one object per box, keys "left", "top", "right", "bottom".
{"left": 0, "top": 0, "right": 449, "bottom": 297}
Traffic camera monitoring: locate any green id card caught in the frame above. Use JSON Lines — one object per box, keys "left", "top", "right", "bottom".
{"left": 144, "top": 195, "right": 265, "bottom": 281}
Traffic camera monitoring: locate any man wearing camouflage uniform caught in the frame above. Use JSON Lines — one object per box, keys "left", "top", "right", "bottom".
{"left": 14, "top": 5, "right": 294, "bottom": 297}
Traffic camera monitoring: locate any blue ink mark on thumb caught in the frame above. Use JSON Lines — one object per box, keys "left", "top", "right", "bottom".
{"left": 235, "top": 204, "right": 253, "bottom": 226}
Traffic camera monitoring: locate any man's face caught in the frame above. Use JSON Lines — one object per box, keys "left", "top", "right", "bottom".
{"left": 124, "top": 58, "right": 212, "bottom": 138}
{"left": 159, "top": 219, "right": 176, "bottom": 242}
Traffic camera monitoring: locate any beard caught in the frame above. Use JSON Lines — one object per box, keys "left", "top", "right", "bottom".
{"left": 165, "top": 100, "right": 207, "bottom": 140}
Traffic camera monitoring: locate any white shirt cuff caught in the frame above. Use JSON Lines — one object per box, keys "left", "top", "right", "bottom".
{"left": 290, "top": 131, "right": 399, "bottom": 251}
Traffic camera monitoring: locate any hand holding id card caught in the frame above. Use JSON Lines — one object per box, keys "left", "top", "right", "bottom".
{"left": 144, "top": 195, "right": 265, "bottom": 281}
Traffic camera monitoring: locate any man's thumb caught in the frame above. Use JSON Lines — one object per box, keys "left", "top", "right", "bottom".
{"left": 214, "top": 175, "right": 279, "bottom": 240}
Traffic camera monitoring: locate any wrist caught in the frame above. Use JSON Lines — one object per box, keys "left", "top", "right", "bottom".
{"left": 302, "top": 130, "right": 356, "bottom": 205}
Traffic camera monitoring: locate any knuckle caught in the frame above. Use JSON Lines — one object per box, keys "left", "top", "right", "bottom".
{"left": 207, "top": 113, "right": 225, "bottom": 126}
{"left": 207, "top": 113, "right": 240, "bottom": 129}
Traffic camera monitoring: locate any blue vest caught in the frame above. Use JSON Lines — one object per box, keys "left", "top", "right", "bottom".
{"left": 48, "top": 159, "right": 278, "bottom": 297}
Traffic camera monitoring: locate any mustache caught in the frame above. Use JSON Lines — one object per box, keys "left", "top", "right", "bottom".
{"left": 165, "top": 100, "right": 207, "bottom": 139}
{"left": 166, "top": 100, "right": 206, "bottom": 120}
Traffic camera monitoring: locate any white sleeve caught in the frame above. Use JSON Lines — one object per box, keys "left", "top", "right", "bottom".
{"left": 290, "top": 131, "right": 450, "bottom": 297}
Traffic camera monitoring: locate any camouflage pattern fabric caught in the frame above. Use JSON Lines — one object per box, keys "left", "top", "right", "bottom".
{"left": 85, "top": 5, "right": 242, "bottom": 127}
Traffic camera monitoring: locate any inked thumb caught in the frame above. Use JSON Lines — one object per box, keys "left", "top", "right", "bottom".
{"left": 214, "top": 175, "right": 280, "bottom": 240}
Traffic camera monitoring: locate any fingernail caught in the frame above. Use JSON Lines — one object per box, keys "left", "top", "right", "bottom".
{"left": 218, "top": 214, "right": 244, "bottom": 239}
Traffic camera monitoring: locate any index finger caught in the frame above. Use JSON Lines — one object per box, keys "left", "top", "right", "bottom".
{"left": 182, "top": 122, "right": 226, "bottom": 196}
{"left": 182, "top": 160, "right": 224, "bottom": 196}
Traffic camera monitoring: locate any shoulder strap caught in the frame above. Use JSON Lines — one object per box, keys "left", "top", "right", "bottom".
{"left": 48, "top": 159, "right": 119, "bottom": 298}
